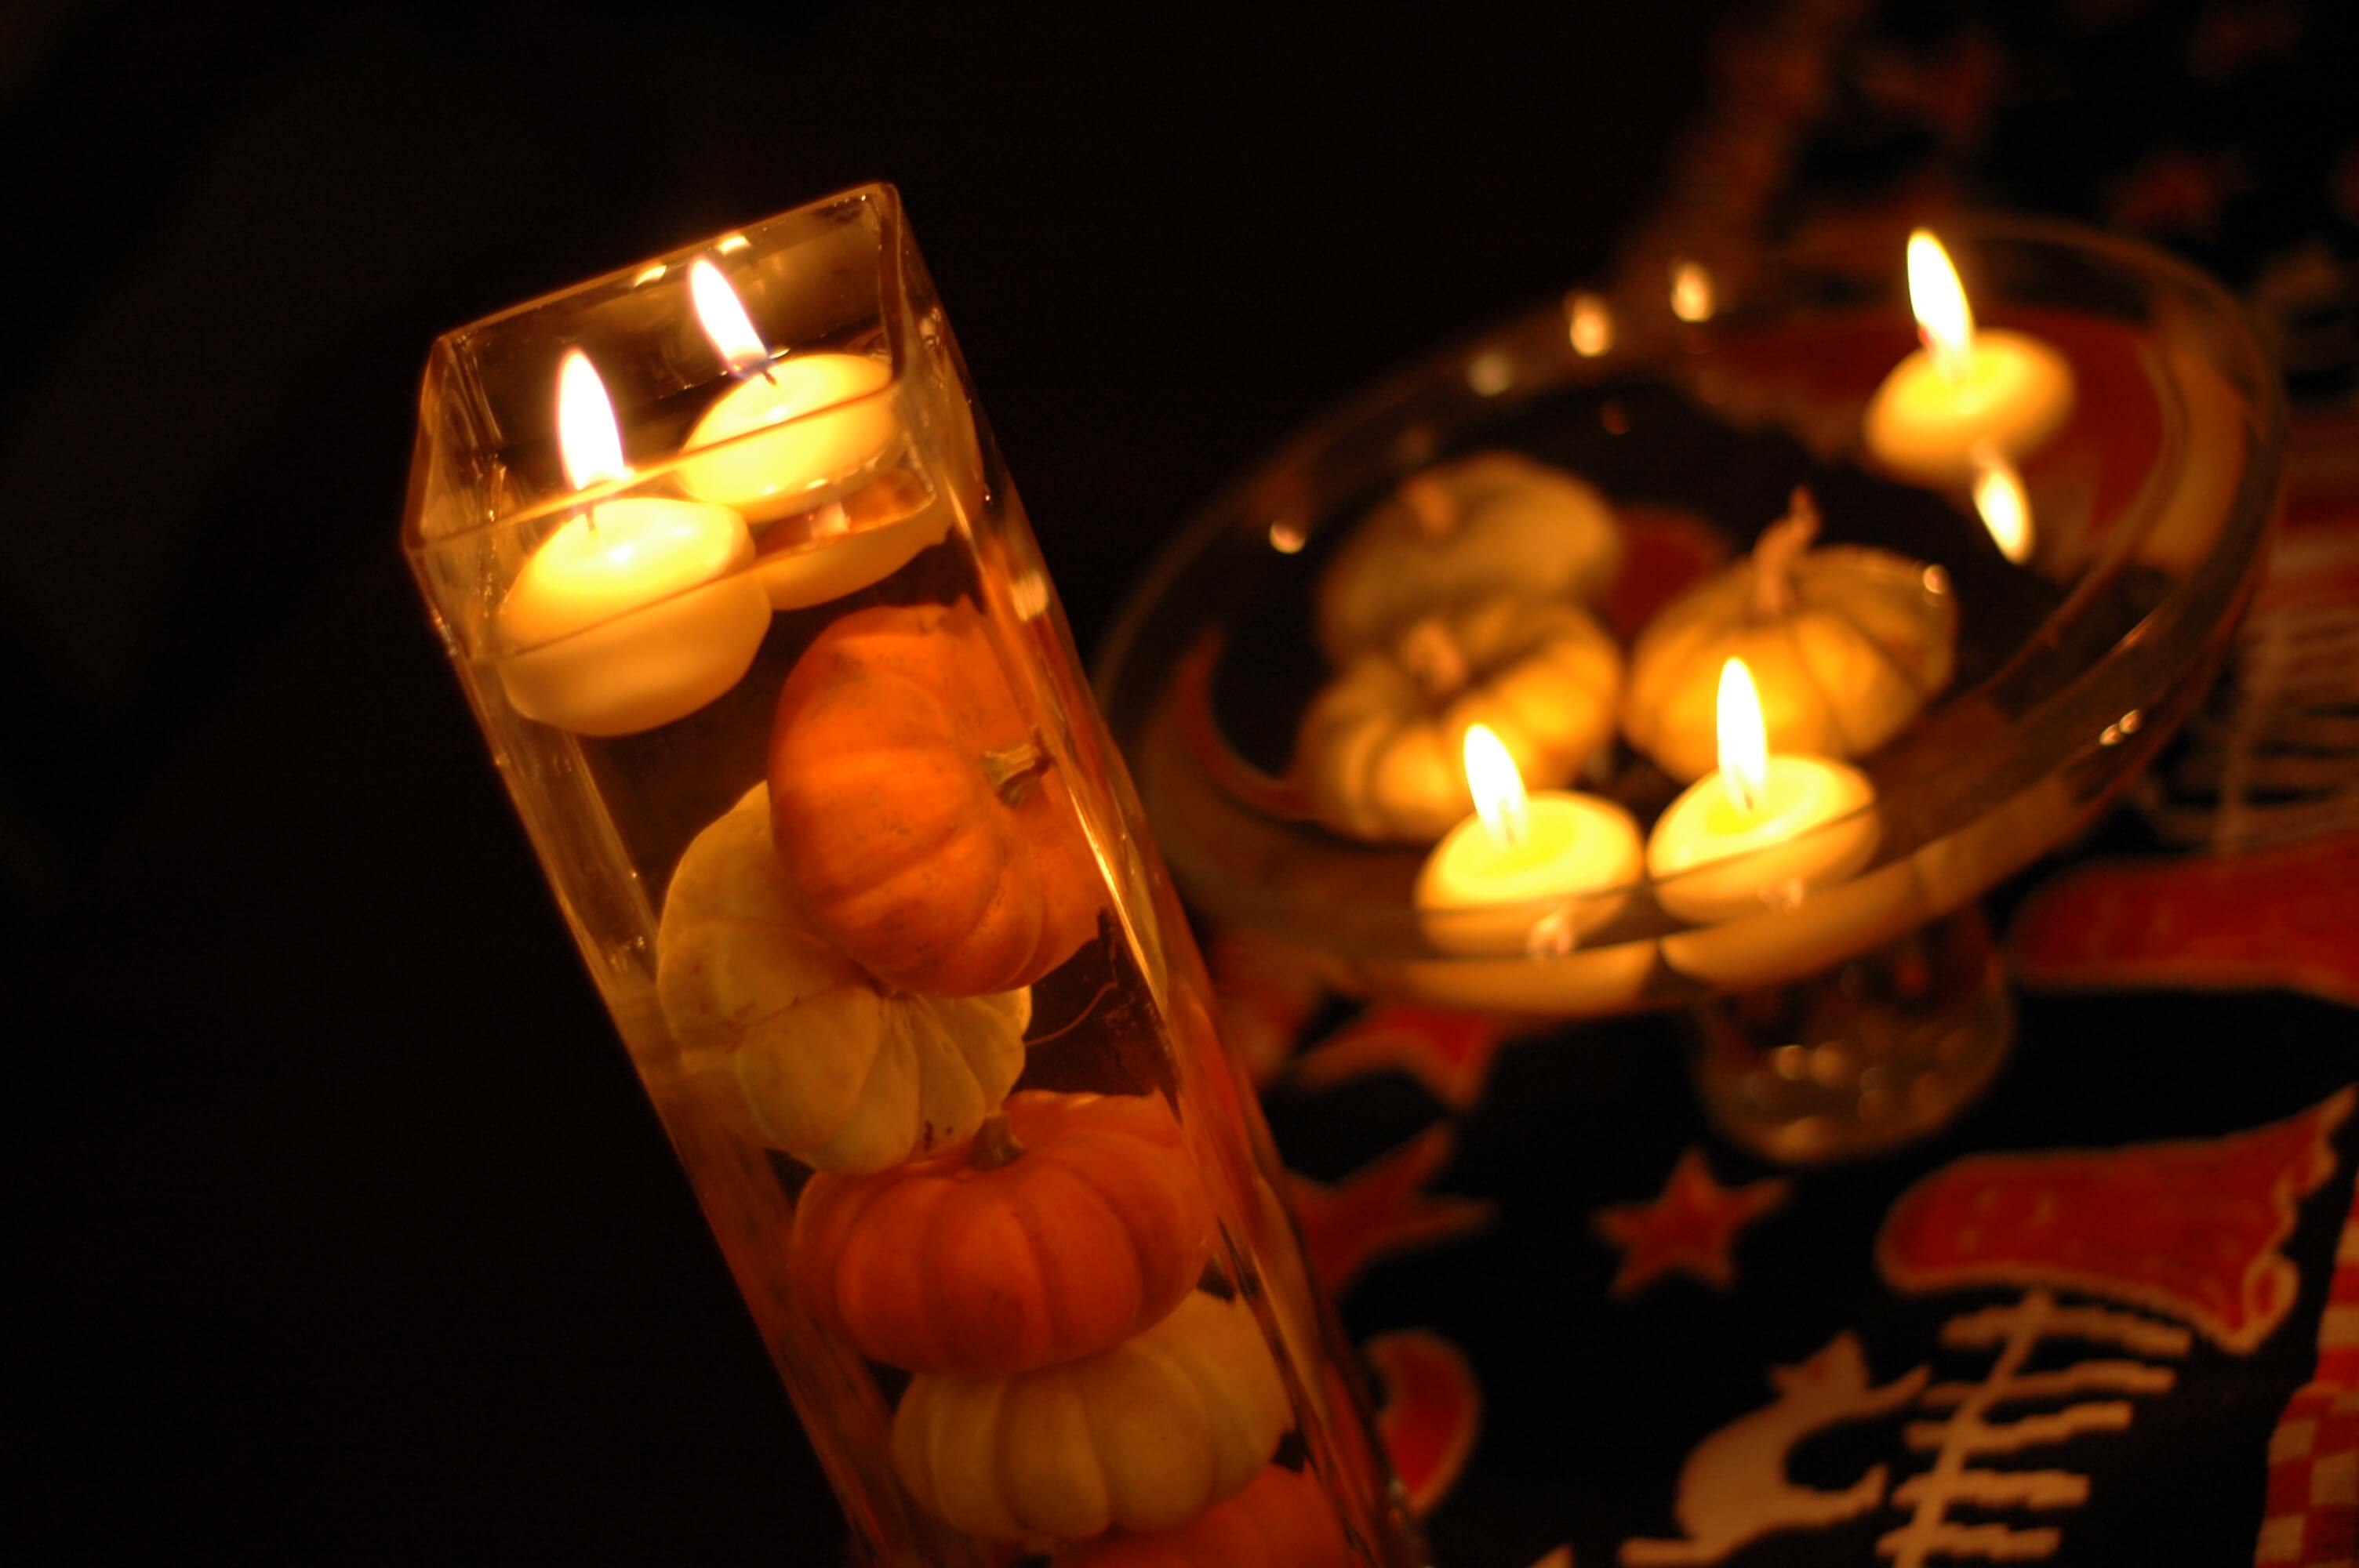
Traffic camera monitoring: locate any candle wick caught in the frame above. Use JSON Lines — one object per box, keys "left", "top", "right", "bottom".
{"left": 1925, "top": 326, "right": 1969, "bottom": 387}
{"left": 1726, "top": 769, "right": 1760, "bottom": 816}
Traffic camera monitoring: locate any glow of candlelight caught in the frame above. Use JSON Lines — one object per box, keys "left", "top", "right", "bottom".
{"left": 1717, "top": 658, "right": 1768, "bottom": 816}
{"left": 1907, "top": 230, "right": 1976, "bottom": 384}
{"left": 1463, "top": 723, "right": 1532, "bottom": 851}
{"left": 556, "top": 349, "right": 629, "bottom": 492}
{"left": 1972, "top": 444, "right": 2034, "bottom": 564}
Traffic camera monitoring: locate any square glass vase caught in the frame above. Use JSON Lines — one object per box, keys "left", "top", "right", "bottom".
{"left": 402, "top": 183, "right": 1416, "bottom": 1566}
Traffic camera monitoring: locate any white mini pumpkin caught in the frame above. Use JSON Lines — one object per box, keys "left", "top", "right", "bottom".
{"left": 1623, "top": 489, "right": 1957, "bottom": 781}
{"left": 891, "top": 1291, "right": 1289, "bottom": 1543}
{"left": 656, "top": 786, "right": 1028, "bottom": 1174}
{"left": 1296, "top": 596, "right": 1623, "bottom": 844}
{"left": 1314, "top": 450, "right": 1623, "bottom": 662}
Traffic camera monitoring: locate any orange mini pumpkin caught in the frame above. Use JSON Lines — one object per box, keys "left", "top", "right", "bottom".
{"left": 769, "top": 601, "right": 1102, "bottom": 997}
{"left": 1057, "top": 1465, "right": 1350, "bottom": 1568}
{"left": 791, "top": 1090, "right": 1216, "bottom": 1374}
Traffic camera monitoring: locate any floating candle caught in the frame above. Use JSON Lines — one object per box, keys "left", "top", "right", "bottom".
{"left": 1415, "top": 724, "right": 1641, "bottom": 956}
{"left": 1645, "top": 659, "right": 1878, "bottom": 926}
{"left": 1865, "top": 231, "right": 2074, "bottom": 484}
{"left": 495, "top": 350, "right": 769, "bottom": 737}
{"left": 673, "top": 260, "right": 948, "bottom": 607}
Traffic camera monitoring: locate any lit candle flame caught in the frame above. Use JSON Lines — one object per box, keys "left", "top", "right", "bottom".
{"left": 1670, "top": 260, "right": 1714, "bottom": 324}
{"left": 1463, "top": 724, "right": 1532, "bottom": 851}
{"left": 556, "top": 349, "right": 629, "bottom": 492}
{"left": 689, "top": 258, "right": 772, "bottom": 375}
{"left": 1568, "top": 292, "right": 1613, "bottom": 357}
{"left": 1717, "top": 658, "right": 1768, "bottom": 815}
{"left": 1906, "top": 230, "right": 1976, "bottom": 383}
{"left": 1972, "top": 444, "right": 2034, "bottom": 564}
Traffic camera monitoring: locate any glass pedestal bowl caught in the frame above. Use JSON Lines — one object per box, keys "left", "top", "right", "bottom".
{"left": 1094, "top": 218, "right": 2283, "bottom": 1163}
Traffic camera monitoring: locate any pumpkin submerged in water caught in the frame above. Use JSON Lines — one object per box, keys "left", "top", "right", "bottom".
{"left": 1296, "top": 595, "right": 1622, "bottom": 844}
{"left": 1314, "top": 450, "right": 1623, "bottom": 662}
{"left": 790, "top": 1090, "right": 1216, "bottom": 1374}
{"left": 656, "top": 785, "right": 1028, "bottom": 1174}
{"left": 1623, "top": 488, "right": 1957, "bottom": 781}
{"left": 769, "top": 601, "right": 1101, "bottom": 998}
{"left": 1056, "top": 1464, "right": 1350, "bottom": 1568}
{"left": 892, "top": 1291, "right": 1291, "bottom": 1543}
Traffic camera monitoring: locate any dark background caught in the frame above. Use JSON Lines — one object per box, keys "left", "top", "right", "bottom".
{"left": 8, "top": 3, "right": 1723, "bottom": 1557}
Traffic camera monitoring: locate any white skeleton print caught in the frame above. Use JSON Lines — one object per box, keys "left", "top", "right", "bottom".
{"left": 1619, "top": 1332, "right": 1929, "bottom": 1566}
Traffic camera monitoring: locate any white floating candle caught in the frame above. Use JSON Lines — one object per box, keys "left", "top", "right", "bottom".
{"left": 1416, "top": 724, "right": 1642, "bottom": 957}
{"left": 674, "top": 260, "right": 944, "bottom": 605}
{"left": 1865, "top": 231, "right": 2074, "bottom": 485}
{"left": 1645, "top": 659, "right": 1878, "bottom": 926}
{"left": 496, "top": 351, "right": 769, "bottom": 737}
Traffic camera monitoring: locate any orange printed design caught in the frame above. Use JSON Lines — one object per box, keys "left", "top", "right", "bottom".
{"left": 2253, "top": 1176, "right": 2359, "bottom": 1566}
{"left": 1366, "top": 1330, "right": 1481, "bottom": 1519}
{"left": 1287, "top": 1125, "right": 1494, "bottom": 1298}
{"left": 2007, "top": 837, "right": 2359, "bottom": 1009}
{"left": 1290, "top": 1004, "right": 1518, "bottom": 1112}
{"left": 1598, "top": 505, "right": 1732, "bottom": 644}
{"left": 1880, "top": 1088, "right": 2355, "bottom": 1353}
{"left": 1592, "top": 1149, "right": 1792, "bottom": 1299}
{"left": 1206, "top": 931, "right": 1329, "bottom": 1087}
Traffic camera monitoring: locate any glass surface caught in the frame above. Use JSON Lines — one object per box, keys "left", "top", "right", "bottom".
{"left": 1095, "top": 217, "right": 2284, "bottom": 1012}
{"left": 406, "top": 184, "right": 1414, "bottom": 1566}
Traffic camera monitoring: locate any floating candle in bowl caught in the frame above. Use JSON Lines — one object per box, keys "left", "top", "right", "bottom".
{"left": 1865, "top": 231, "right": 2074, "bottom": 484}
{"left": 1415, "top": 724, "right": 1641, "bottom": 956}
{"left": 676, "top": 260, "right": 947, "bottom": 608}
{"left": 1645, "top": 659, "right": 1878, "bottom": 926}
{"left": 495, "top": 350, "right": 769, "bottom": 737}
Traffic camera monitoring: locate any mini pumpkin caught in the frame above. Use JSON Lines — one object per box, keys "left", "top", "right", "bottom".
{"left": 1296, "top": 596, "right": 1622, "bottom": 844}
{"left": 892, "top": 1292, "right": 1290, "bottom": 1544}
{"left": 1056, "top": 1465, "right": 1350, "bottom": 1568}
{"left": 789, "top": 1091, "right": 1216, "bottom": 1374}
{"left": 656, "top": 785, "right": 1028, "bottom": 1174}
{"left": 769, "top": 600, "right": 1101, "bottom": 998}
{"left": 1623, "top": 488, "right": 1957, "bottom": 781}
{"left": 1314, "top": 450, "right": 1623, "bottom": 662}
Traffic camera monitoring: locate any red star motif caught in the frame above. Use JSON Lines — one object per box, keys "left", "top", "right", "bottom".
{"left": 1288, "top": 1124, "right": 1495, "bottom": 1296}
{"left": 1591, "top": 1148, "right": 1791, "bottom": 1298}
{"left": 1289, "top": 1004, "right": 1514, "bottom": 1111}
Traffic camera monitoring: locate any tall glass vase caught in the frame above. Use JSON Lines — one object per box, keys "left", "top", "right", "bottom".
{"left": 402, "top": 185, "right": 1418, "bottom": 1566}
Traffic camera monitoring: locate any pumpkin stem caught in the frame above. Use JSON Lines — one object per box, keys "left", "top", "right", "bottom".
{"left": 980, "top": 740, "right": 1048, "bottom": 803}
{"left": 1400, "top": 473, "right": 1458, "bottom": 542}
{"left": 1748, "top": 486, "right": 1820, "bottom": 620}
{"left": 971, "top": 1112, "right": 1026, "bottom": 1170}
{"left": 1398, "top": 617, "right": 1472, "bottom": 704}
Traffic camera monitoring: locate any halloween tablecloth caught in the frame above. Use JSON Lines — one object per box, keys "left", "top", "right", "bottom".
{"left": 1200, "top": 5, "right": 2357, "bottom": 1564}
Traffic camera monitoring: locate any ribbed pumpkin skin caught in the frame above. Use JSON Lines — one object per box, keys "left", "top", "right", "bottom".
{"left": 1296, "top": 596, "right": 1623, "bottom": 844}
{"left": 1622, "top": 544, "right": 1957, "bottom": 781}
{"left": 656, "top": 785, "right": 1029, "bottom": 1174}
{"left": 791, "top": 1091, "right": 1216, "bottom": 1374}
{"left": 769, "top": 601, "right": 1101, "bottom": 998}
{"left": 892, "top": 1293, "right": 1290, "bottom": 1544}
{"left": 1314, "top": 449, "right": 1623, "bottom": 662}
{"left": 1056, "top": 1465, "right": 1351, "bottom": 1568}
